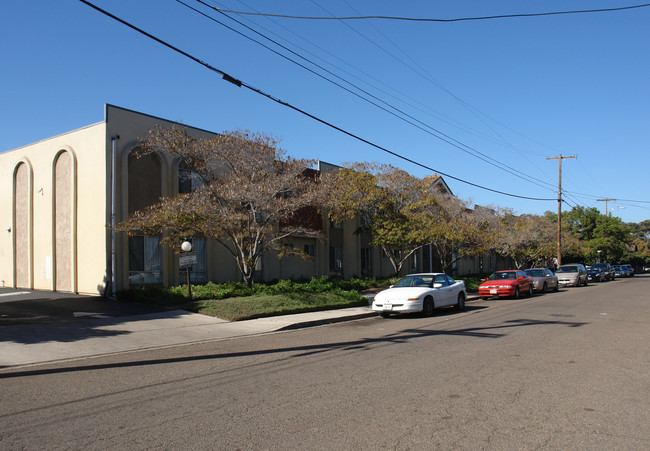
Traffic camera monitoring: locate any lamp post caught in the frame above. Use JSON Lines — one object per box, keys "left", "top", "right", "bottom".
{"left": 181, "top": 240, "right": 192, "bottom": 300}
{"left": 597, "top": 249, "right": 601, "bottom": 263}
{"left": 609, "top": 206, "right": 626, "bottom": 217}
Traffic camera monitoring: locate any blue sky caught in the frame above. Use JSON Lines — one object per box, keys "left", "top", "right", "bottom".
{"left": 3, "top": 1, "right": 649, "bottom": 223}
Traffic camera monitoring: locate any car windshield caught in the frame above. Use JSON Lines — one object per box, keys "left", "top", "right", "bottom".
{"left": 524, "top": 269, "right": 545, "bottom": 277}
{"left": 393, "top": 275, "right": 434, "bottom": 288}
{"left": 488, "top": 271, "right": 518, "bottom": 280}
{"left": 556, "top": 266, "right": 578, "bottom": 273}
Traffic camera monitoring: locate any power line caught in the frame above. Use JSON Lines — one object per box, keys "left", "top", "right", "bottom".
{"left": 209, "top": 3, "right": 650, "bottom": 22}
{"left": 182, "top": 0, "right": 558, "bottom": 192}
{"left": 77, "top": 0, "right": 556, "bottom": 202}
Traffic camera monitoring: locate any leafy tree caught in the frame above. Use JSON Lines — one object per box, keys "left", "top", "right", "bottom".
{"left": 494, "top": 213, "right": 561, "bottom": 268}
{"left": 412, "top": 193, "right": 498, "bottom": 273}
{"left": 323, "top": 163, "right": 490, "bottom": 275}
{"left": 323, "top": 163, "right": 441, "bottom": 275}
{"left": 115, "top": 126, "right": 323, "bottom": 287}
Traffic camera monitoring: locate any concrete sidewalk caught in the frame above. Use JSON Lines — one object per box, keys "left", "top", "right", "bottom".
{"left": 0, "top": 306, "right": 376, "bottom": 368}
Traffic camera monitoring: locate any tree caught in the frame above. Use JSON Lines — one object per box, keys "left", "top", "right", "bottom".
{"left": 412, "top": 193, "right": 498, "bottom": 273}
{"left": 323, "top": 163, "right": 437, "bottom": 276}
{"left": 115, "top": 126, "right": 323, "bottom": 287}
{"left": 323, "top": 163, "right": 490, "bottom": 275}
{"left": 559, "top": 206, "right": 634, "bottom": 263}
{"left": 495, "top": 213, "right": 566, "bottom": 268}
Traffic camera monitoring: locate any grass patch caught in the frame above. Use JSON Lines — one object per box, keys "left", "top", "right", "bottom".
{"left": 183, "top": 292, "right": 367, "bottom": 321}
{"left": 459, "top": 274, "right": 490, "bottom": 293}
{"left": 117, "top": 274, "right": 484, "bottom": 322}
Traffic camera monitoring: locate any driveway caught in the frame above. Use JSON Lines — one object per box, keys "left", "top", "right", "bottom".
{"left": 0, "top": 288, "right": 170, "bottom": 325}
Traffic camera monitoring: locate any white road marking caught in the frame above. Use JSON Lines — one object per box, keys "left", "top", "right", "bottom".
{"left": 73, "top": 312, "right": 113, "bottom": 319}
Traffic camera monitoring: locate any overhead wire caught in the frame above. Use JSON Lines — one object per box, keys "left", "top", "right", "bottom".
{"left": 77, "top": 0, "right": 556, "bottom": 202}
{"left": 215, "top": 0, "right": 533, "bottom": 158}
{"left": 209, "top": 3, "right": 650, "bottom": 22}
{"left": 307, "top": 0, "right": 559, "bottom": 187}
{"left": 186, "top": 0, "right": 559, "bottom": 193}
{"left": 215, "top": 1, "right": 645, "bottom": 195}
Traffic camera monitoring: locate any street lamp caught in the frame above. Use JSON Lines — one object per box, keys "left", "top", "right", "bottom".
{"left": 181, "top": 240, "right": 192, "bottom": 300}
{"left": 609, "top": 206, "right": 626, "bottom": 217}
{"left": 597, "top": 249, "right": 601, "bottom": 263}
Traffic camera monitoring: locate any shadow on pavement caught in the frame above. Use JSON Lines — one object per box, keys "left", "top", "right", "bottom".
{"left": 0, "top": 316, "right": 589, "bottom": 379}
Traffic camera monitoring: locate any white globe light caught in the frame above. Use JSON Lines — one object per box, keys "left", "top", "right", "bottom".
{"left": 181, "top": 241, "right": 192, "bottom": 252}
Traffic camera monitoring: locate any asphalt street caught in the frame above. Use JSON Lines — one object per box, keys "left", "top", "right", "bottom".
{"left": 1, "top": 275, "right": 648, "bottom": 449}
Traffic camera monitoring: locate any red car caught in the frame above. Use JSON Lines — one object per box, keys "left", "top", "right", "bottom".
{"left": 478, "top": 270, "right": 533, "bottom": 299}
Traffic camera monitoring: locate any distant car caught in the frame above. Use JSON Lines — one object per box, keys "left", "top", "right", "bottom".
{"left": 478, "top": 270, "right": 533, "bottom": 299}
{"left": 556, "top": 263, "right": 588, "bottom": 287}
{"left": 590, "top": 263, "right": 614, "bottom": 281}
{"left": 622, "top": 264, "right": 635, "bottom": 276}
{"left": 587, "top": 265, "right": 606, "bottom": 283}
{"left": 524, "top": 268, "right": 559, "bottom": 292}
{"left": 372, "top": 273, "right": 467, "bottom": 318}
{"left": 612, "top": 265, "right": 628, "bottom": 278}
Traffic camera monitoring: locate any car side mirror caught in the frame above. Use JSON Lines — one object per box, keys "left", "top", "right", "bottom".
{"left": 433, "top": 283, "right": 443, "bottom": 288}
{"left": 518, "top": 276, "right": 525, "bottom": 280}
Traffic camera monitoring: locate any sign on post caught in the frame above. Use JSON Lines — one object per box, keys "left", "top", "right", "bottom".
{"left": 180, "top": 252, "right": 197, "bottom": 268}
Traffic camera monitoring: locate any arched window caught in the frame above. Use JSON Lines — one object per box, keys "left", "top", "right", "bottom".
{"left": 127, "top": 150, "right": 163, "bottom": 285}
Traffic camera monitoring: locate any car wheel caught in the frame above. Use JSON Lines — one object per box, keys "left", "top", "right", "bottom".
{"left": 553, "top": 282, "right": 559, "bottom": 292}
{"left": 379, "top": 312, "right": 390, "bottom": 318}
{"left": 543, "top": 282, "right": 549, "bottom": 293}
{"left": 513, "top": 287, "right": 520, "bottom": 299}
{"left": 527, "top": 285, "right": 533, "bottom": 297}
{"left": 583, "top": 278, "right": 588, "bottom": 286}
{"left": 423, "top": 297, "right": 434, "bottom": 317}
{"left": 455, "top": 292, "right": 466, "bottom": 311}
{"left": 480, "top": 296, "right": 489, "bottom": 300}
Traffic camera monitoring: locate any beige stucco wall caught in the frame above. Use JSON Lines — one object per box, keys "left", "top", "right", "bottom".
{"left": 1, "top": 104, "right": 464, "bottom": 296}
{"left": 0, "top": 122, "right": 108, "bottom": 294}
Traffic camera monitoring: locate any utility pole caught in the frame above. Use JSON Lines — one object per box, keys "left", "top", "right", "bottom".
{"left": 546, "top": 154, "right": 577, "bottom": 267}
{"left": 596, "top": 198, "right": 616, "bottom": 215}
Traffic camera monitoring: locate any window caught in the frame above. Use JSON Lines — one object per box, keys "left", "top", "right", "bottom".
{"left": 382, "top": 248, "right": 401, "bottom": 260}
{"left": 434, "top": 274, "right": 449, "bottom": 286}
{"left": 360, "top": 247, "right": 372, "bottom": 276}
{"left": 329, "top": 218, "right": 343, "bottom": 229}
{"left": 129, "top": 236, "right": 162, "bottom": 285}
{"left": 179, "top": 168, "right": 203, "bottom": 194}
{"left": 179, "top": 238, "right": 207, "bottom": 284}
{"left": 304, "top": 244, "right": 315, "bottom": 257}
{"left": 329, "top": 246, "right": 343, "bottom": 271}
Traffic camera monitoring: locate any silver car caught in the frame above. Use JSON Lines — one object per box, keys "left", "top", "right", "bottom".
{"left": 556, "top": 263, "right": 588, "bottom": 287}
{"left": 524, "top": 268, "right": 559, "bottom": 292}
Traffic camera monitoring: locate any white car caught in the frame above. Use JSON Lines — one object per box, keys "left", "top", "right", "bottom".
{"left": 372, "top": 273, "right": 467, "bottom": 318}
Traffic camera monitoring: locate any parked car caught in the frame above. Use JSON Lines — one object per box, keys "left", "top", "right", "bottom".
{"left": 590, "top": 263, "right": 614, "bottom": 281}
{"left": 372, "top": 273, "right": 467, "bottom": 318}
{"left": 622, "top": 264, "right": 635, "bottom": 276}
{"left": 612, "top": 265, "right": 629, "bottom": 278}
{"left": 587, "top": 265, "right": 606, "bottom": 283}
{"left": 478, "top": 270, "right": 533, "bottom": 299}
{"left": 555, "top": 263, "right": 588, "bottom": 287}
{"left": 523, "top": 268, "right": 559, "bottom": 292}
